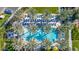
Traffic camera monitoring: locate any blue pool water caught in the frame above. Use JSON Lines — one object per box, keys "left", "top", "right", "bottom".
{"left": 21, "top": 28, "right": 58, "bottom": 42}
{"left": 46, "top": 29, "right": 58, "bottom": 42}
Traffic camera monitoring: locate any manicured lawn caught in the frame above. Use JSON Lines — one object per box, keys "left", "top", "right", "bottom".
{"left": 0, "top": 27, "right": 5, "bottom": 50}
{"left": 0, "top": 38, "right": 4, "bottom": 50}
{"left": 33, "top": 7, "right": 58, "bottom": 13}
{"left": 0, "top": 14, "right": 11, "bottom": 27}
{"left": 72, "top": 40, "right": 79, "bottom": 51}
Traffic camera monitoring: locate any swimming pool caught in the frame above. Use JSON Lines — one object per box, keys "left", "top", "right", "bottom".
{"left": 46, "top": 28, "right": 58, "bottom": 42}
{"left": 21, "top": 28, "right": 58, "bottom": 42}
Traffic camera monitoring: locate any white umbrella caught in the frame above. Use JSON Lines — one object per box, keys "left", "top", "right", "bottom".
{"left": 56, "top": 22, "right": 61, "bottom": 27}
{"left": 0, "top": 15, "right": 5, "bottom": 19}
{"left": 52, "top": 42, "right": 60, "bottom": 47}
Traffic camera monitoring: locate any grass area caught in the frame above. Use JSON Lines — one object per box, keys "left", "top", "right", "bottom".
{"left": 33, "top": 7, "right": 58, "bottom": 13}
{"left": 0, "top": 38, "right": 4, "bottom": 50}
{"left": 0, "top": 14, "right": 11, "bottom": 27}
{"left": 0, "top": 27, "right": 5, "bottom": 50}
{"left": 72, "top": 26, "right": 79, "bottom": 51}
{"left": 72, "top": 40, "right": 79, "bottom": 51}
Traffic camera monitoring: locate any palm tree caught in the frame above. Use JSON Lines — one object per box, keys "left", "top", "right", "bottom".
{"left": 26, "top": 39, "right": 38, "bottom": 51}
{"left": 12, "top": 7, "right": 28, "bottom": 21}
{"left": 74, "top": 8, "right": 79, "bottom": 19}
{"left": 43, "top": 9, "right": 50, "bottom": 20}
{"left": 27, "top": 8, "right": 37, "bottom": 19}
{"left": 4, "top": 39, "right": 15, "bottom": 51}
{"left": 29, "top": 25, "right": 37, "bottom": 34}
{"left": 41, "top": 39, "right": 52, "bottom": 51}
{"left": 60, "top": 8, "right": 75, "bottom": 22}
{"left": 43, "top": 25, "right": 51, "bottom": 34}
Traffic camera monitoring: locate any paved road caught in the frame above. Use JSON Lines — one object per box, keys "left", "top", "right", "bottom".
{"left": 6, "top": 7, "right": 18, "bottom": 13}
{"left": 1, "top": 7, "right": 19, "bottom": 27}
{"left": 0, "top": 7, "right": 18, "bottom": 13}
{"left": 0, "top": 7, "right": 5, "bottom": 12}
{"left": 3, "top": 7, "right": 22, "bottom": 26}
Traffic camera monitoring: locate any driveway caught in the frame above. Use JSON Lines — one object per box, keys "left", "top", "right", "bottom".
{"left": 0, "top": 7, "right": 18, "bottom": 13}
{"left": 6, "top": 7, "right": 18, "bottom": 13}
{"left": 0, "top": 7, "right": 6, "bottom": 13}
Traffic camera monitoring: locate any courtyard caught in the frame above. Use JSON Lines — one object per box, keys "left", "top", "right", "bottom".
{"left": 0, "top": 7, "right": 79, "bottom": 51}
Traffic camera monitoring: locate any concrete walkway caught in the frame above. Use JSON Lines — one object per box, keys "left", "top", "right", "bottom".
{"left": 69, "top": 29, "right": 72, "bottom": 51}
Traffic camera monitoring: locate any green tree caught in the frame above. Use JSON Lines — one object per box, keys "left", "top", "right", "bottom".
{"left": 41, "top": 39, "right": 52, "bottom": 51}
{"left": 43, "top": 25, "right": 51, "bottom": 34}
{"left": 27, "top": 39, "right": 38, "bottom": 51}
{"left": 43, "top": 9, "right": 50, "bottom": 20}
{"left": 27, "top": 8, "right": 37, "bottom": 19}
{"left": 60, "top": 8, "right": 75, "bottom": 21}
{"left": 5, "top": 39, "right": 15, "bottom": 51}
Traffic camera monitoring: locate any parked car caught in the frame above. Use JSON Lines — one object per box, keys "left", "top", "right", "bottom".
{"left": 4, "top": 9, "right": 13, "bottom": 14}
